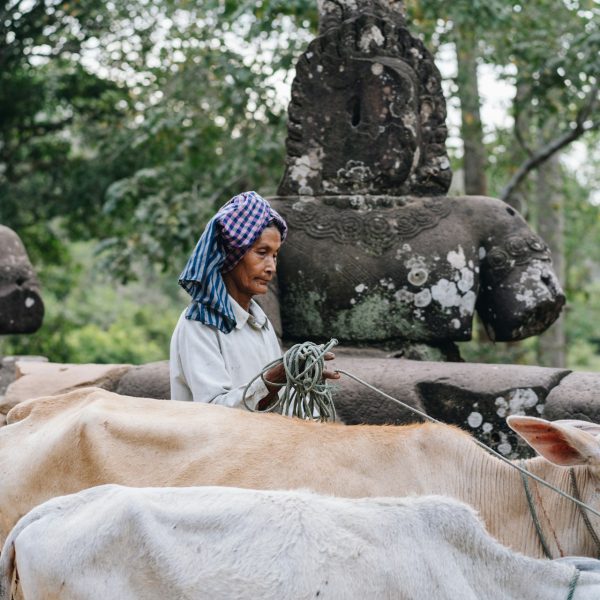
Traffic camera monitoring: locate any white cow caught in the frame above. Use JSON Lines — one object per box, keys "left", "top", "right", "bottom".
{"left": 1, "top": 485, "right": 599, "bottom": 600}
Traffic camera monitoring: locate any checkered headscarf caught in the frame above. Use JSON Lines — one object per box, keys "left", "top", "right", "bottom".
{"left": 179, "top": 191, "right": 287, "bottom": 333}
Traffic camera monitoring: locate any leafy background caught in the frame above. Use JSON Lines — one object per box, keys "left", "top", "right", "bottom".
{"left": 1, "top": 0, "right": 598, "bottom": 369}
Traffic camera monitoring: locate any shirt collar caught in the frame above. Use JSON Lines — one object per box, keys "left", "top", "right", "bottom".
{"left": 229, "top": 296, "right": 268, "bottom": 330}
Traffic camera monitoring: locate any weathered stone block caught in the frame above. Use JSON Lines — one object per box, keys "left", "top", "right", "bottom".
{"left": 0, "top": 225, "right": 44, "bottom": 334}
{"left": 271, "top": 195, "right": 564, "bottom": 346}
{"left": 544, "top": 372, "right": 600, "bottom": 422}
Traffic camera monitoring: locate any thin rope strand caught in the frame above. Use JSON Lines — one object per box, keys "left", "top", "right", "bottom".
{"left": 566, "top": 568, "right": 580, "bottom": 600}
{"left": 519, "top": 461, "right": 554, "bottom": 559}
{"left": 570, "top": 467, "right": 600, "bottom": 557}
{"left": 336, "top": 368, "right": 600, "bottom": 521}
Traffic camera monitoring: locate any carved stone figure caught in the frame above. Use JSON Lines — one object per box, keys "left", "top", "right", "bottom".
{"left": 272, "top": 3, "right": 564, "bottom": 353}
{"left": 318, "top": 0, "right": 407, "bottom": 34}
{"left": 271, "top": 195, "right": 564, "bottom": 345}
{"left": 278, "top": 14, "right": 451, "bottom": 198}
{"left": 0, "top": 225, "right": 44, "bottom": 334}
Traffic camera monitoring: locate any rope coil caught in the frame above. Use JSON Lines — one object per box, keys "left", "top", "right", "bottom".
{"left": 242, "top": 339, "right": 339, "bottom": 422}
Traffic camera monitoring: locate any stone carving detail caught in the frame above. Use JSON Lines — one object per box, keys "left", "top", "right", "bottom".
{"left": 318, "top": 0, "right": 406, "bottom": 34}
{"left": 280, "top": 197, "right": 451, "bottom": 255}
{"left": 484, "top": 234, "right": 551, "bottom": 283}
{"left": 270, "top": 195, "right": 564, "bottom": 346}
{"left": 0, "top": 225, "right": 44, "bottom": 335}
{"left": 278, "top": 14, "right": 451, "bottom": 198}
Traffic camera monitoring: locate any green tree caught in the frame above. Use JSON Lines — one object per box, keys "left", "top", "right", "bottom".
{"left": 1, "top": 0, "right": 318, "bottom": 279}
{"left": 0, "top": 1, "right": 164, "bottom": 259}
{"left": 2, "top": 1, "right": 598, "bottom": 367}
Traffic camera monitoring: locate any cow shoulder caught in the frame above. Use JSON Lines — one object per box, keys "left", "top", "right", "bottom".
{"left": 6, "top": 387, "right": 108, "bottom": 425}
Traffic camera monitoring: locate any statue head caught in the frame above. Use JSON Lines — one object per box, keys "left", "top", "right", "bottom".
{"left": 318, "top": 0, "right": 406, "bottom": 34}
{"left": 278, "top": 14, "right": 451, "bottom": 198}
{"left": 475, "top": 204, "right": 565, "bottom": 341}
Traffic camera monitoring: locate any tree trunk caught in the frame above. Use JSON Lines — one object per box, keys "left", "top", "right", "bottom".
{"left": 455, "top": 30, "right": 487, "bottom": 196}
{"left": 455, "top": 30, "right": 489, "bottom": 346}
{"left": 504, "top": 80, "right": 532, "bottom": 213}
{"left": 536, "top": 147, "right": 566, "bottom": 368}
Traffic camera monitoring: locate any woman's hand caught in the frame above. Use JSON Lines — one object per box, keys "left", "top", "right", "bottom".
{"left": 257, "top": 351, "right": 340, "bottom": 411}
{"left": 263, "top": 363, "right": 287, "bottom": 388}
{"left": 323, "top": 351, "right": 341, "bottom": 380}
{"left": 256, "top": 364, "right": 286, "bottom": 410}
{"left": 264, "top": 352, "right": 339, "bottom": 387}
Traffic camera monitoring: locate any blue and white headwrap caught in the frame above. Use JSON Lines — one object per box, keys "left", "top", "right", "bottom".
{"left": 179, "top": 191, "right": 287, "bottom": 333}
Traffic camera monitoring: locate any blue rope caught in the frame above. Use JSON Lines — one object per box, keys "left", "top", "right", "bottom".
{"left": 566, "top": 568, "right": 580, "bottom": 600}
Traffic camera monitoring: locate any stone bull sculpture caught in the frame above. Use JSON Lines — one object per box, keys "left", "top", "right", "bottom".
{"left": 0, "top": 225, "right": 44, "bottom": 334}
{"left": 270, "top": 195, "right": 565, "bottom": 346}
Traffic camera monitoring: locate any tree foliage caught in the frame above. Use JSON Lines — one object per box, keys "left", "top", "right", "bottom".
{"left": 1, "top": 0, "right": 599, "bottom": 366}
{"left": 407, "top": 0, "right": 599, "bottom": 199}
{"left": 1, "top": 0, "right": 318, "bottom": 278}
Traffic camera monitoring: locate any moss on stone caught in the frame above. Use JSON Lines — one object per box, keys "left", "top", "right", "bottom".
{"left": 282, "top": 285, "right": 326, "bottom": 339}
{"left": 283, "top": 279, "right": 432, "bottom": 342}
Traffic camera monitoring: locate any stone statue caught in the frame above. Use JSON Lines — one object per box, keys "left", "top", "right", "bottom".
{"left": 0, "top": 225, "right": 44, "bottom": 335}
{"left": 270, "top": 6, "right": 564, "bottom": 357}
{"left": 278, "top": 13, "right": 451, "bottom": 198}
{"left": 318, "top": 0, "right": 407, "bottom": 34}
{"left": 270, "top": 195, "right": 564, "bottom": 347}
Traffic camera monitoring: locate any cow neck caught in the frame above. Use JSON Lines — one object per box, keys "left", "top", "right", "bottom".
{"left": 519, "top": 458, "right": 598, "bottom": 559}
{"left": 519, "top": 459, "right": 564, "bottom": 558}
{"left": 569, "top": 467, "right": 600, "bottom": 558}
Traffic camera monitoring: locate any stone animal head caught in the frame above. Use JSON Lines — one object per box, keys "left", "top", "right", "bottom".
{"left": 269, "top": 195, "right": 564, "bottom": 346}
{"left": 0, "top": 225, "right": 44, "bottom": 334}
{"left": 473, "top": 199, "right": 565, "bottom": 341}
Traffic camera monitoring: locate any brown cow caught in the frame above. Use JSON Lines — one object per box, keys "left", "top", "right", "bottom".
{"left": 1, "top": 387, "right": 599, "bottom": 559}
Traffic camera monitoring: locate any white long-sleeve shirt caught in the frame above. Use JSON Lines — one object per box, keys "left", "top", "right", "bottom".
{"left": 169, "top": 297, "right": 282, "bottom": 409}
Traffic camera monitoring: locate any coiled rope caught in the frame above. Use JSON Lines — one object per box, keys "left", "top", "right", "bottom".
{"left": 242, "top": 339, "right": 339, "bottom": 422}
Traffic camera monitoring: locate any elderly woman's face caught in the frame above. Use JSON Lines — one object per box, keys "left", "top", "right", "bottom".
{"left": 224, "top": 226, "right": 282, "bottom": 304}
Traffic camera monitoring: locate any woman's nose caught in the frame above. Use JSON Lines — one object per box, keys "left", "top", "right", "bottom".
{"left": 265, "top": 256, "right": 276, "bottom": 272}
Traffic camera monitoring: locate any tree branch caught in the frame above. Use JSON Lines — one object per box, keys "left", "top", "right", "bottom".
{"left": 500, "top": 84, "right": 599, "bottom": 203}
{"left": 514, "top": 109, "right": 534, "bottom": 157}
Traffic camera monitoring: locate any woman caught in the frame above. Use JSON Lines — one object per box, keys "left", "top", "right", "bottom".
{"left": 170, "top": 191, "right": 338, "bottom": 410}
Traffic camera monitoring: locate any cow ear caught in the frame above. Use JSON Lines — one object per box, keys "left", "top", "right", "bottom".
{"left": 550, "top": 420, "right": 600, "bottom": 437}
{"left": 507, "top": 416, "right": 600, "bottom": 466}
